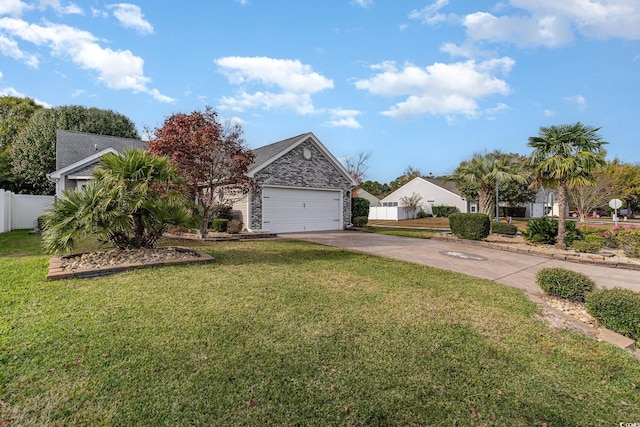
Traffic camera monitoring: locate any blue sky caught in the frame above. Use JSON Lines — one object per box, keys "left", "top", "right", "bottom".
{"left": 1, "top": 0, "right": 639, "bottom": 183}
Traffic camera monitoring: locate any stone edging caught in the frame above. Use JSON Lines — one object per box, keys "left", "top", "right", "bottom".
{"left": 47, "top": 247, "right": 214, "bottom": 280}
{"left": 432, "top": 234, "right": 640, "bottom": 271}
{"left": 527, "top": 292, "right": 638, "bottom": 357}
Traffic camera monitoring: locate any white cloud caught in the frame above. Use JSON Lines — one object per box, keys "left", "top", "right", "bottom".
{"left": 0, "top": 0, "right": 32, "bottom": 16}
{"left": 564, "top": 94, "right": 587, "bottom": 110}
{"left": 544, "top": 109, "right": 556, "bottom": 116}
{"left": 0, "top": 17, "right": 172, "bottom": 102}
{"left": 511, "top": 0, "right": 640, "bottom": 39}
{"left": 355, "top": 58, "right": 513, "bottom": 120}
{"left": 0, "top": 33, "right": 38, "bottom": 67}
{"left": 323, "top": 108, "right": 362, "bottom": 128}
{"left": 235, "top": 0, "right": 249, "bottom": 5}
{"left": 461, "top": 1, "right": 640, "bottom": 48}
{"left": 463, "top": 11, "right": 574, "bottom": 47}
{"left": 409, "top": 0, "right": 451, "bottom": 25}
{"left": 39, "top": 0, "right": 83, "bottom": 15}
{"left": 109, "top": 3, "right": 153, "bottom": 35}
{"left": 216, "top": 56, "right": 333, "bottom": 114}
{"left": 352, "top": 0, "right": 373, "bottom": 8}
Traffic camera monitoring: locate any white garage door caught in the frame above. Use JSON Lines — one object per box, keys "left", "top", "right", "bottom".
{"left": 262, "top": 187, "right": 342, "bottom": 233}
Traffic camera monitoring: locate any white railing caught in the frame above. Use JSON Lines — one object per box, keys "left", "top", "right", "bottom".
{"left": 0, "top": 189, "right": 54, "bottom": 232}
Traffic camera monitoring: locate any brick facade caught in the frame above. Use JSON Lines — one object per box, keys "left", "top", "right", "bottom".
{"left": 250, "top": 138, "right": 352, "bottom": 230}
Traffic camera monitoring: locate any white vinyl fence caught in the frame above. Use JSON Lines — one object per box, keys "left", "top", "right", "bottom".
{"left": 0, "top": 189, "right": 54, "bottom": 232}
{"left": 368, "top": 206, "right": 411, "bottom": 221}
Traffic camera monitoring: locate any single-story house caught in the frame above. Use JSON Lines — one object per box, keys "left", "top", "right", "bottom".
{"left": 232, "top": 132, "right": 357, "bottom": 233}
{"left": 48, "top": 130, "right": 356, "bottom": 234}
{"left": 47, "top": 130, "right": 146, "bottom": 197}
{"left": 369, "top": 176, "right": 475, "bottom": 220}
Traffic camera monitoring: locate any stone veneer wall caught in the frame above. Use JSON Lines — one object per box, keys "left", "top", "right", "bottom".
{"left": 250, "top": 138, "right": 352, "bottom": 230}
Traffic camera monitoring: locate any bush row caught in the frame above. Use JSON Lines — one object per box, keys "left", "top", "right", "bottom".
{"left": 536, "top": 267, "right": 640, "bottom": 343}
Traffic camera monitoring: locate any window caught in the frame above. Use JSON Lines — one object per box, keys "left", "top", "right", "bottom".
{"left": 382, "top": 202, "right": 398, "bottom": 207}
{"left": 470, "top": 205, "right": 477, "bottom": 213}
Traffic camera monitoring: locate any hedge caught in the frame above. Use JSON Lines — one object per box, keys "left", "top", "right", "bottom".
{"left": 352, "top": 197, "right": 370, "bottom": 220}
{"left": 586, "top": 288, "right": 640, "bottom": 342}
{"left": 490, "top": 221, "right": 518, "bottom": 236}
{"left": 449, "top": 213, "right": 490, "bottom": 240}
{"left": 535, "top": 267, "right": 595, "bottom": 302}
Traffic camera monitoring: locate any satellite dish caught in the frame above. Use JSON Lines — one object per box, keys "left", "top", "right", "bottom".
{"left": 609, "top": 199, "right": 623, "bottom": 210}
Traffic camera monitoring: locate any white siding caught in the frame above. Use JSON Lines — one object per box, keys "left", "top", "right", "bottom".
{"left": 380, "top": 177, "right": 467, "bottom": 215}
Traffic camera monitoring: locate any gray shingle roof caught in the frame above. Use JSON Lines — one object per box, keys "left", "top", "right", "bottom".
{"left": 422, "top": 176, "right": 461, "bottom": 196}
{"left": 55, "top": 130, "right": 146, "bottom": 170}
{"left": 250, "top": 132, "right": 310, "bottom": 170}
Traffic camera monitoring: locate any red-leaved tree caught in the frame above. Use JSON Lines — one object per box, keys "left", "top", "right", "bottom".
{"left": 148, "top": 107, "right": 255, "bottom": 236}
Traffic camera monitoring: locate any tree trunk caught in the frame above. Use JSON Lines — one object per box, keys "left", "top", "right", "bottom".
{"left": 556, "top": 184, "right": 568, "bottom": 249}
{"left": 478, "top": 189, "right": 494, "bottom": 217}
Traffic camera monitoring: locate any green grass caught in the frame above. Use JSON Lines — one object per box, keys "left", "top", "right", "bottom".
{"left": 1, "top": 231, "right": 640, "bottom": 425}
{"left": 364, "top": 227, "right": 435, "bottom": 239}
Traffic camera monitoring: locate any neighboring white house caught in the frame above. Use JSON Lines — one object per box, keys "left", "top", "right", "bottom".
{"left": 369, "top": 177, "right": 475, "bottom": 220}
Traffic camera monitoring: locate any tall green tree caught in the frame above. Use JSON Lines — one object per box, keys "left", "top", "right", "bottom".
{"left": 606, "top": 159, "right": 640, "bottom": 217}
{"left": 0, "top": 96, "right": 43, "bottom": 191}
{"left": 528, "top": 122, "right": 607, "bottom": 249}
{"left": 389, "top": 165, "right": 422, "bottom": 191}
{"left": 11, "top": 105, "right": 139, "bottom": 195}
{"left": 42, "top": 148, "right": 193, "bottom": 254}
{"left": 449, "top": 151, "right": 528, "bottom": 218}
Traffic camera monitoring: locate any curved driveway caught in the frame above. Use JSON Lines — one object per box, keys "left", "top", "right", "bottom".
{"left": 282, "top": 231, "right": 640, "bottom": 294}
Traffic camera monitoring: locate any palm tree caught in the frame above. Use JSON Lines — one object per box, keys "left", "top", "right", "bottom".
{"left": 450, "top": 151, "right": 528, "bottom": 218}
{"left": 42, "top": 148, "right": 193, "bottom": 254}
{"left": 528, "top": 122, "right": 607, "bottom": 249}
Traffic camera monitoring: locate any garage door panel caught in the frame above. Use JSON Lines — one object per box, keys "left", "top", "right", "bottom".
{"left": 262, "top": 187, "right": 342, "bottom": 233}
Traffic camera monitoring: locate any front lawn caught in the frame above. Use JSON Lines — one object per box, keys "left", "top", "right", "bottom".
{"left": 1, "top": 230, "right": 639, "bottom": 425}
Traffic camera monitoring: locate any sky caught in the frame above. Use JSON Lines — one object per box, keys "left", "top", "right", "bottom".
{"left": 1, "top": 0, "right": 639, "bottom": 183}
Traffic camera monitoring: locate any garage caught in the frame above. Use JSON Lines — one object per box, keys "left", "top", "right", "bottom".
{"left": 262, "top": 187, "right": 342, "bottom": 233}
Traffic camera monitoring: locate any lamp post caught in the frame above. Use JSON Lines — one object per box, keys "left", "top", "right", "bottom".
{"left": 495, "top": 179, "right": 499, "bottom": 221}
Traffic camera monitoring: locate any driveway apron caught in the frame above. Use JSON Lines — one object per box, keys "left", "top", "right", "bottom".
{"left": 282, "top": 231, "right": 640, "bottom": 294}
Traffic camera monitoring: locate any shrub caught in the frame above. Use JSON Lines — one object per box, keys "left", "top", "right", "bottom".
{"left": 432, "top": 205, "right": 457, "bottom": 218}
{"left": 353, "top": 216, "right": 368, "bottom": 227}
{"left": 490, "top": 221, "right": 518, "bottom": 235}
{"left": 524, "top": 217, "right": 581, "bottom": 245}
{"left": 352, "top": 197, "right": 370, "bottom": 220}
{"left": 610, "top": 226, "right": 640, "bottom": 258}
{"left": 524, "top": 217, "right": 557, "bottom": 244}
{"left": 572, "top": 235, "right": 605, "bottom": 253}
{"left": 210, "top": 219, "right": 229, "bottom": 232}
{"left": 417, "top": 211, "right": 429, "bottom": 218}
{"left": 449, "top": 213, "right": 490, "bottom": 240}
{"left": 586, "top": 288, "right": 640, "bottom": 341}
{"left": 212, "top": 204, "right": 233, "bottom": 220}
{"left": 227, "top": 219, "right": 243, "bottom": 234}
{"left": 499, "top": 206, "right": 526, "bottom": 218}
{"left": 535, "top": 267, "right": 596, "bottom": 303}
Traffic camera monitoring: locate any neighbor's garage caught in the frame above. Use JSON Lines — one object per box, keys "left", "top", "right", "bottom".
{"left": 262, "top": 187, "right": 342, "bottom": 233}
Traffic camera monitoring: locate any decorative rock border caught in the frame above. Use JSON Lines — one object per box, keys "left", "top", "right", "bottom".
{"left": 528, "top": 293, "right": 638, "bottom": 357}
{"left": 47, "top": 247, "right": 214, "bottom": 280}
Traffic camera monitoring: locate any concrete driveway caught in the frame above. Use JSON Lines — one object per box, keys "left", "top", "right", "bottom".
{"left": 282, "top": 231, "right": 640, "bottom": 294}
